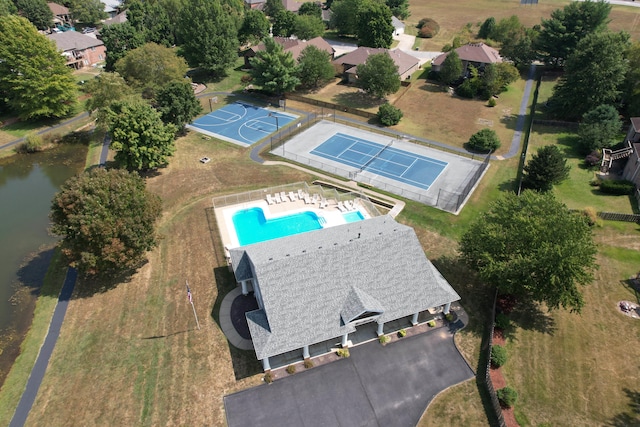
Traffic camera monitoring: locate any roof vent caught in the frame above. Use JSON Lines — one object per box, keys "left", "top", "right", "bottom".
{"left": 286, "top": 254, "right": 290, "bottom": 257}
{"left": 268, "top": 257, "right": 273, "bottom": 260}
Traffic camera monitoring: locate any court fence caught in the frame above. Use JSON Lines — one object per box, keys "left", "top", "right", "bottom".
{"left": 284, "top": 93, "right": 378, "bottom": 120}
{"left": 211, "top": 181, "right": 382, "bottom": 219}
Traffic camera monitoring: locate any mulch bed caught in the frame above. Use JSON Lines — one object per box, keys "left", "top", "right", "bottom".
{"left": 491, "top": 328, "right": 519, "bottom": 427}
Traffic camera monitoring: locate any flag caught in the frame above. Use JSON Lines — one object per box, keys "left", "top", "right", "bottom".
{"left": 186, "top": 282, "right": 193, "bottom": 304}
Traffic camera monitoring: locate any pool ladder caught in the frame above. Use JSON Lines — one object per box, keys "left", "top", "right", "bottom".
{"left": 318, "top": 216, "right": 327, "bottom": 226}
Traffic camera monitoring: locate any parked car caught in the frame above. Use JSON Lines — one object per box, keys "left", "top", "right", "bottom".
{"left": 82, "top": 27, "right": 96, "bottom": 34}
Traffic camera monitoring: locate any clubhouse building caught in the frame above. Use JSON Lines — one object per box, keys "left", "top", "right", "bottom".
{"left": 228, "top": 215, "right": 460, "bottom": 371}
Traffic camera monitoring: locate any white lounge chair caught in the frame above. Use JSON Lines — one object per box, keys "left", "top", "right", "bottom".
{"left": 320, "top": 198, "right": 328, "bottom": 208}
{"left": 280, "top": 191, "right": 289, "bottom": 202}
{"left": 298, "top": 189, "right": 305, "bottom": 199}
{"left": 289, "top": 191, "right": 297, "bottom": 201}
{"left": 337, "top": 201, "right": 347, "bottom": 212}
{"left": 274, "top": 193, "right": 282, "bottom": 203}
{"left": 266, "top": 194, "right": 275, "bottom": 205}
{"left": 304, "top": 194, "right": 312, "bottom": 204}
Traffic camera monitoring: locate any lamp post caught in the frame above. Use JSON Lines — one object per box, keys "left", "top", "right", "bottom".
{"left": 269, "top": 113, "right": 280, "bottom": 154}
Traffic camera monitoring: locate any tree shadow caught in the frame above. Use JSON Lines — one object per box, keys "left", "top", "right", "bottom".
{"left": 15, "top": 246, "right": 57, "bottom": 298}
{"left": 210, "top": 266, "right": 261, "bottom": 380}
{"left": 607, "top": 388, "right": 640, "bottom": 427}
{"left": 332, "top": 91, "right": 383, "bottom": 110}
{"left": 72, "top": 263, "right": 140, "bottom": 298}
{"left": 508, "top": 300, "right": 556, "bottom": 336}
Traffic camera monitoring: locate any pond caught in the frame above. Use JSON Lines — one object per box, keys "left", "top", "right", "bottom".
{"left": 0, "top": 143, "right": 86, "bottom": 386}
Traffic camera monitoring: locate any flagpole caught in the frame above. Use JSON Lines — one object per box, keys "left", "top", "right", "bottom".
{"left": 186, "top": 281, "right": 201, "bottom": 330}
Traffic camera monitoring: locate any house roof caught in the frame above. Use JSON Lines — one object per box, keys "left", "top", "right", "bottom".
{"left": 47, "top": 2, "right": 69, "bottom": 16}
{"left": 250, "top": 37, "right": 334, "bottom": 61}
{"left": 103, "top": 10, "right": 127, "bottom": 26}
{"left": 333, "top": 47, "right": 418, "bottom": 76}
{"left": 229, "top": 215, "right": 460, "bottom": 360}
{"left": 630, "top": 117, "right": 640, "bottom": 133}
{"left": 432, "top": 43, "right": 502, "bottom": 67}
{"left": 101, "top": 0, "right": 121, "bottom": 13}
{"left": 391, "top": 16, "right": 405, "bottom": 30}
{"left": 47, "top": 32, "right": 104, "bottom": 52}
{"left": 283, "top": 0, "right": 302, "bottom": 12}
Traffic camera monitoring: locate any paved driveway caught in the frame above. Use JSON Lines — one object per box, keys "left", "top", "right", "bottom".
{"left": 224, "top": 329, "right": 474, "bottom": 427}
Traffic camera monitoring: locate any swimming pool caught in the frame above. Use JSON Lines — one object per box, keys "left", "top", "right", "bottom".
{"left": 232, "top": 207, "right": 364, "bottom": 246}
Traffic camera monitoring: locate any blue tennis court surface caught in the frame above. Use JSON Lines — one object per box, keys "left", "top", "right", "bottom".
{"left": 188, "top": 102, "right": 296, "bottom": 146}
{"left": 311, "top": 133, "right": 448, "bottom": 190}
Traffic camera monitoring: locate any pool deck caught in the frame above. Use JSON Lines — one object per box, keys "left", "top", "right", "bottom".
{"left": 214, "top": 193, "right": 370, "bottom": 250}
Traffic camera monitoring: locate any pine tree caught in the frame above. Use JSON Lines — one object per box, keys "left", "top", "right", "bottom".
{"left": 522, "top": 145, "right": 570, "bottom": 192}
{"left": 249, "top": 37, "right": 300, "bottom": 95}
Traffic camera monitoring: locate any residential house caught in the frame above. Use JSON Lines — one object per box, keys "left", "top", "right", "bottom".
{"left": 243, "top": 36, "right": 335, "bottom": 68}
{"left": 431, "top": 43, "right": 502, "bottom": 75}
{"left": 48, "top": 32, "right": 106, "bottom": 69}
{"left": 101, "top": 0, "right": 121, "bottom": 18}
{"left": 103, "top": 10, "right": 127, "bottom": 26}
{"left": 47, "top": 2, "right": 72, "bottom": 25}
{"left": 333, "top": 46, "right": 419, "bottom": 83}
{"left": 608, "top": 118, "right": 640, "bottom": 187}
{"left": 228, "top": 215, "right": 461, "bottom": 371}
{"left": 391, "top": 16, "right": 405, "bottom": 36}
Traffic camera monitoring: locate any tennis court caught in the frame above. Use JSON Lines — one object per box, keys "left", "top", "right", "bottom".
{"left": 311, "top": 133, "right": 448, "bottom": 190}
{"left": 187, "top": 102, "right": 297, "bottom": 146}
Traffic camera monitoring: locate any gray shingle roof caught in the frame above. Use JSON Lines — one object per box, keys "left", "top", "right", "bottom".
{"left": 432, "top": 43, "right": 502, "bottom": 67}
{"left": 230, "top": 215, "right": 460, "bottom": 360}
{"left": 47, "top": 32, "right": 104, "bottom": 52}
{"left": 333, "top": 47, "right": 418, "bottom": 77}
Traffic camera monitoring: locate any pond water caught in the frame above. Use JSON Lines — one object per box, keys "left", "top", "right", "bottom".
{"left": 0, "top": 143, "right": 86, "bottom": 386}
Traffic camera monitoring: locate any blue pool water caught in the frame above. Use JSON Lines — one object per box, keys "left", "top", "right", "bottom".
{"left": 343, "top": 211, "right": 365, "bottom": 223}
{"left": 233, "top": 208, "right": 323, "bottom": 245}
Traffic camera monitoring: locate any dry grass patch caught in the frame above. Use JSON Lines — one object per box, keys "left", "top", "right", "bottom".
{"left": 418, "top": 379, "right": 488, "bottom": 427}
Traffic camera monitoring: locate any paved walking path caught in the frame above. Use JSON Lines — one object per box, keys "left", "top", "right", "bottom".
{"left": 8, "top": 132, "right": 110, "bottom": 427}
{"left": 0, "top": 112, "right": 90, "bottom": 152}
{"left": 501, "top": 63, "right": 537, "bottom": 160}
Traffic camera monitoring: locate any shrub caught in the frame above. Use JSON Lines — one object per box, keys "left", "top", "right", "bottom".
{"left": 497, "top": 294, "right": 517, "bottom": 314}
{"left": 455, "top": 79, "right": 477, "bottom": 98}
{"left": 303, "top": 359, "right": 314, "bottom": 369}
{"left": 377, "top": 103, "right": 403, "bottom": 126}
{"left": 378, "top": 335, "right": 389, "bottom": 344}
{"left": 491, "top": 345, "right": 508, "bottom": 367}
{"left": 468, "top": 128, "right": 500, "bottom": 152}
{"left": 264, "top": 372, "right": 273, "bottom": 383}
{"left": 581, "top": 207, "right": 599, "bottom": 227}
{"left": 487, "top": 97, "right": 497, "bottom": 107}
{"left": 495, "top": 312, "right": 510, "bottom": 330}
{"left": 416, "top": 18, "right": 440, "bottom": 38}
{"left": 427, "top": 319, "right": 436, "bottom": 327}
{"left": 497, "top": 386, "right": 518, "bottom": 408}
{"left": 584, "top": 150, "right": 601, "bottom": 168}
{"left": 599, "top": 179, "right": 635, "bottom": 195}
{"left": 286, "top": 364, "right": 296, "bottom": 374}
{"left": 336, "top": 348, "right": 350, "bottom": 358}
{"left": 21, "top": 133, "right": 44, "bottom": 153}
{"left": 241, "top": 74, "right": 253, "bottom": 84}
{"left": 398, "top": 329, "right": 407, "bottom": 338}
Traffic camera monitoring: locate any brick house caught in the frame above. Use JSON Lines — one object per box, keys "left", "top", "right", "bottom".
{"left": 47, "top": 32, "right": 106, "bottom": 69}
{"left": 431, "top": 43, "right": 502, "bottom": 76}
{"left": 243, "top": 36, "right": 335, "bottom": 68}
{"left": 333, "top": 47, "right": 419, "bottom": 83}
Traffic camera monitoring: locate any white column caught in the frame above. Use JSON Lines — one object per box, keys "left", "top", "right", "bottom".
{"left": 241, "top": 280, "right": 248, "bottom": 295}
{"left": 444, "top": 302, "right": 451, "bottom": 315}
{"left": 376, "top": 322, "right": 384, "bottom": 336}
{"left": 303, "top": 345, "right": 310, "bottom": 359}
{"left": 341, "top": 333, "right": 349, "bottom": 347}
{"left": 411, "top": 312, "right": 419, "bottom": 326}
{"left": 262, "top": 357, "right": 271, "bottom": 371}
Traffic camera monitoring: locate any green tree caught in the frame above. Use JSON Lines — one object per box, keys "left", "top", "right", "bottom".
{"left": 100, "top": 22, "right": 145, "bottom": 71}
{"left": 294, "top": 14, "right": 324, "bottom": 40}
{"left": 482, "top": 62, "right": 519, "bottom": 97}
{"left": 578, "top": 104, "right": 622, "bottom": 153}
{"left": 478, "top": 16, "right": 495, "bottom": 39}
{"left": 298, "top": 1, "right": 321, "bottom": 18}
{"left": 385, "top": 0, "right": 409, "bottom": 20}
{"left": 522, "top": 145, "right": 570, "bottom": 192}
{"left": 155, "top": 81, "right": 202, "bottom": 133}
{"left": 107, "top": 100, "right": 178, "bottom": 171}
{"left": 272, "top": 9, "right": 297, "bottom": 37}
{"left": 0, "top": 16, "right": 77, "bottom": 119}
{"left": 439, "top": 50, "right": 463, "bottom": 85}
{"left": 297, "top": 45, "right": 335, "bottom": 89}
{"left": 126, "top": 0, "right": 174, "bottom": 46}
{"left": 84, "top": 72, "right": 135, "bottom": 126}
{"left": 330, "top": 0, "right": 365, "bottom": 35}
{"left": 460, "top": 191, "right": 598, "bottom": 312}
{"left": 622, "top": 41, "right": 640, "bottom": 118}
{"left": 500, "top": 27, "right": 538, "bottom": 68}
{"left": 14, "top": 0, "right": 52, "bottom": 29}
{"left": 489, "top": 15, "right": 522, "bottom": 43}
{"left": 250, "top": 37, "right": 300, "bottom": 94}
{"left": 536, "top": 0, "right": 611, "bottom": 66}
{"left": 263, "top": 0, "right": 284, "bottom": 17}
{"left": 238, "top": 9, "right": 270, "bottom": 44}
{"left": 468, "top": 128, "right": 500, "bottom": 151}
{"left": 356, "top": 1, "right": 393, "bottom": 48}
{"left": 177, "top": 0, "right": 240, "bottom": 75}
{"left": 356, "top": 52, "right": 400, "bottom": 98}
{"left": 69, "top": 0, "right": 107, "bottom": 24}
{"left": 0, "top": 0, "right": 17, "bottom": 15}
{"left": 377, "top": 102, "right": 402, "bottom": 126}
{"left": 115, "top": 43, "right": 189, "bottom": 98}
{"left": 548, "top": 31, "right": 629, "bottom": 120}
{"left": 50, "top": 168, "right": 162, "bottom": 275}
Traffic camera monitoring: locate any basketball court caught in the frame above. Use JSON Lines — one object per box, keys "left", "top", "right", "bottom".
{"left": 187, "top": 102, "right": 298, "bottom": 146}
